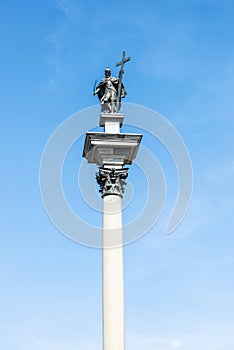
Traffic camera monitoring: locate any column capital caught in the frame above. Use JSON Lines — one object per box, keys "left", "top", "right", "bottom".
{"left": 96, "top": 167, "right": 128, "bottom": 198}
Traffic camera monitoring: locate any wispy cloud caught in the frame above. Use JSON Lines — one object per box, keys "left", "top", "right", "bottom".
{"left": 53, "top": 0, "right": 81, "bottom": 22}
{"left": 42, "top": 0, "right": 82, "bottom": 92}
{"left": 204, "top": 160, "right": 234, "bottom": 185}
{"left": 127, "top": 12, "right": 204, "bottom": 82}
{"left": 178, "top": 328, "right": 234, "bottom": 350}
{"left": 127, "top": 324, "right": 234, "bottom": 350}
{"left": 34, "top": 338, "right": 96, "bottom": 350}
{"left": 42, "top": 78, "right": 62, "bottom": 92}
{"left": 127, "top": 331, "right": 182, "bottom": 350}
{"left": 12, "top": 337, "right": 97, "bottom": 350}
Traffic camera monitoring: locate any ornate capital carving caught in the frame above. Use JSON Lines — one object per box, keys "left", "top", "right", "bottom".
{"left": 96, "top": 167, "right": 128, "bottom": 197}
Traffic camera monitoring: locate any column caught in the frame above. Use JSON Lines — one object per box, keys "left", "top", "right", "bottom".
{"left": 96, "top": 167, "right": 128, "bottom": 350}
{"left": 103, "top": 195, "right": 125, "bottom": 350}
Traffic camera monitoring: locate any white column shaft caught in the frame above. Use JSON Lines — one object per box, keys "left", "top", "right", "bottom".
{"left": 102, "top": 195, "right": 125, "bottom": 350}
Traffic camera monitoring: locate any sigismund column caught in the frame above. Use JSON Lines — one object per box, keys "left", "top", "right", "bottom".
{"left": 83, "top": 51, "right": 142, "bottom": 350}
{"left": 83, "top": 111, "right": 142, "bottom": 349}
{"left": 97, "top": 114, "right": 129, "bottom": 350}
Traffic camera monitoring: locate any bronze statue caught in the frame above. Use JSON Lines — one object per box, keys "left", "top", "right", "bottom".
{"left": 93, "top": 51, "right": 131, "bottom": 113}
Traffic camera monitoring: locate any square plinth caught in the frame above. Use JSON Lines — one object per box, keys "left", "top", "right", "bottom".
{"left": 82, "top": 132, "right": 142, "bottom": 167}
{"left": 99, "top": 113, "right": 124, "bottom": 128}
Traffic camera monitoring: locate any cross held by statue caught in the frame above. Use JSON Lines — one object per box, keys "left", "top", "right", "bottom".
{"left": 116, "top": 51, "right": 131, "bottom": 74}
{"left": 116, "top": 51, "right": 131, "bottom": 103}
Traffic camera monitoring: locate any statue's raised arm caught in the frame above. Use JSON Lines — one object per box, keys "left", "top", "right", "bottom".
{"left": 93, "top": 51, "right": 130, "bottom": 114}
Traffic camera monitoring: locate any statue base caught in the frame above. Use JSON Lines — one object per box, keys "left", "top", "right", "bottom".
{"left": 99, "top": 113, "right": 124, "bottom": 133}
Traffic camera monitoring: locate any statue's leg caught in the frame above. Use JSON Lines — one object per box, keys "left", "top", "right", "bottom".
{"left": 113, "top": 99, "right": 118, "bottom": 113}
{"left": 108, "top": 102, "right": 112, "bottom": 113}
{"left": 101, "top": 101, "right": 108, "bottom": 113}
{"left": 104, "top": 92, "right": 113, "bottom": 113}
{"left": 110, "top": 91, "right": 116, "bottom": 113}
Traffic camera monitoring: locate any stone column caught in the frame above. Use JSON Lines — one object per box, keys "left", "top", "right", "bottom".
{"left": 96, "top": 168, "right": 128, "bottom": 350}
{"left": 83, "top": 112, "right": 142, "bottom": 350}
{"left": 103, "top": 195, "right": 125, "bottom": 350}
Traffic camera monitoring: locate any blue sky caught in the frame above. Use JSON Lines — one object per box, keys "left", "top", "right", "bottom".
{"left": 1, "top": 0, "right": 234, "bottom": 349}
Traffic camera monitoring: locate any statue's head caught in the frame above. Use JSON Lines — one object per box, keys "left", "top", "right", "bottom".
{"left": 105, "top": 67, "right": 111, "bottom": 77}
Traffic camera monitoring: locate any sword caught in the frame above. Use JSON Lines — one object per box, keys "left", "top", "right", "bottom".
{"left": 93, "top": 79, "right": 97, "bottom": 95}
